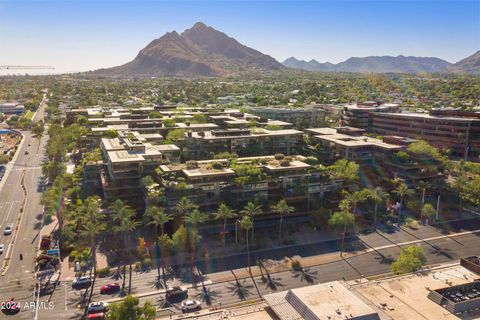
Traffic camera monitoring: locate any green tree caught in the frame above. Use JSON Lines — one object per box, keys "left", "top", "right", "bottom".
{"left": 328, "top": 159, "right": 359, "bottom": 185}
{"left": 366, "top": 187, "right": 388, "bottom": 230}
{"left": 240, "top": 202, "right": 262, "bottom": 244}
{"left": 107, "top": 295, "right": 156, "bottom": 320}
{"left": 328, "top": 199, "right": 354, "bottom": 256}
{"left": 164, "top": 129, "right": 186, "bottom": 144}
{"left": 391, "top": 246, "right": 426, "bottom": 274}
{"left": 174, "top": 197, "right": 196, "bottom": 221}
{"left": 145, "top": 206, "right": 172, "bottom": 237}
{"left": 214, "top": 203, "right": 237, "bottom": 248}
{"left": 270, "top": 199, "right": 294, "bottom": 240}
{"left": 79, "top": 197, "right": 105, "bottom": 308}
{"left": 392, "top": 181, "right": 414, "bottom": 219}
{"left": 240, "top": 215, "right": 253, "bottom": 273}
{"left": 421, "top": 203, "right": 436, "bottom": 224}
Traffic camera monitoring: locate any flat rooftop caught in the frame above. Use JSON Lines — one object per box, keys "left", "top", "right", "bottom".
{"left": 375, "top": 112, "right": 480, "bottom": 122}
{"left": 306, "top": 127, "right": 402, "bottom": 150}
{"left": 189, "top": 128, "right": 303, "bottom": 140}
{"left": 353, "top": 264, "right": 480, "bottom": 320}
{"left": 264, "top": 280, "right": 380, "bottom": 320}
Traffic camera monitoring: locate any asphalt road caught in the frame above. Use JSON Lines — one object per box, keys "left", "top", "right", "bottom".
{"left": 0, "top": 95, "right": 49, "bottom": 319}
{"left": 32, "top": 220, "right": 480, "bottom": 320}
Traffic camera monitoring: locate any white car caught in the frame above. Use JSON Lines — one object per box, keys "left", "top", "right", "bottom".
{"left": 87, "top": 302, "right": 109, "bottom": 314}
{"left": 4, "top": 226, "right": 12, "bottom": 235}
{"left": 0, "top": 244, "right": 4, "bottom": 254}
{"left": 181, "top": 300, "right": 201, "bottom": 312}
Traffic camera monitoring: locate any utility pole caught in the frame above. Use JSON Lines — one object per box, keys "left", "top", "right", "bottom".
{"left": 436, "top": 194, "right": 441, "bottom": 220}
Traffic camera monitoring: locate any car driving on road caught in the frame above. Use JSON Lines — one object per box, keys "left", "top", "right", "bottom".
{"left": 181, "top": 300, "right": 201, "bottom": 312}
{"left": 87, "top": 302, "right": 108, "bottom": 314}
{"left": 100, "top": 283, "right": 120, "bottom": 294}
{"left": 166, "top": 286, "right": 188, "bottom": 298}
{"left": 72, "top": 276, "right": 92, "bottom": 290}
{"left": 0, "top": 244, "right": 4, "bottom": 254}
{"left": 3, "top": 226, "right": 12, "bottom": 235}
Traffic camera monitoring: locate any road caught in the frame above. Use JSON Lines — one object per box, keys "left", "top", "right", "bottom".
{"left": 33, "top": 218, "right": 480, "bottom": 319}
{"left": 0, "top": 94, "right": 49, "bottom": 318}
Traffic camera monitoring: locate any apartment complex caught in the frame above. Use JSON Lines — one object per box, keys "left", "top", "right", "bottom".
{"left": 342, "top": 104, "right": 480, "bottom": 159}
{"left": 247, "top": 105, "right": 327, "bottom": 128}
{"left": 184, "top": 128, "right": 303, "bottom": 160}
{"left": 155, "top": 155, "right": 343, "bottom": 212}
{"left": 100, "top": 130, "right": 180, "bottom": 205}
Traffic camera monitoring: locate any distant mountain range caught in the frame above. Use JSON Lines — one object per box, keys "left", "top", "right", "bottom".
{"left": 92, "top": 22, "right": 479, "bottom": 77}
{"left": 283, "top": 51, "right": 480, "bottom": 74}
{"left": 94, "top": 22, "right": 284, "bottom": 78}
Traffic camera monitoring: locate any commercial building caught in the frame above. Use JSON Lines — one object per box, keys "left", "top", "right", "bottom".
{"left": 0, "top": 102, "right": 25, "bottom": 115}
{"left": 342, "top": 105, "right": 480, "bottom": 159}
{"left": 264, "top": 281, "right": 380, "bottom": 320}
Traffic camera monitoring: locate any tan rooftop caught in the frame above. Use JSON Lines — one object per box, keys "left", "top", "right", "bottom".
{"left": 264, "top": 281, "right": 380, "bottom": 320}
{"left": 107, "top": 150, "right": 144, "bottom": 163}
{"left": 307, "top": 127, "right": 402, "bottom": 150}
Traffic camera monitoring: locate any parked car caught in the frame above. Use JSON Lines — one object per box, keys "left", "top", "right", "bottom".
{"left": 72, "top": 276, "right": 92, "bottom": 290}
{"left": 24, "top": 151, "right": 29, "bottom": 155}
{"left": 166, "top": 286, "right": 188, "bottom": 298}
{"left": 87, "top": 302, "right": 108, "bottom": 314}
{"left": 87, "top": 313, "right": 106, "bottom": 320}
{"left": 0, "top": 244, "right": 4, "bottom": 254}
{"left": 181, "top": 300, "right": 201, "bottom": 312}
{"left": 100, "top": 283, "right": 120, "bottom": 294}
{"left": 3, "top": 226, "right": 12, "bottom": 235}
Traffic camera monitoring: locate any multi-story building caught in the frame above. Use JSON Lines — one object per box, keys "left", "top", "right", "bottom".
{"left": 306, "top": 127, "right": 444, "bottom": 186}
{"left": 155, "top": 155, "right": 343, "bottom": 212}
{"left": 341, "top": 102, "right": 400, "bottom": 128}
{"left": 342, "top": 105, "right": 480, "bottom": 159}
{"left": 100, "top": 131, "right": 180, "bottom": 206}
{"left": 0, "top": 102, "right": 25, "bottom": 115}
{"left": 247, "top": 106, "right": 327, "bottom": 128}
{"left": 184, "top": 128, "right": 303, "bottom": 160}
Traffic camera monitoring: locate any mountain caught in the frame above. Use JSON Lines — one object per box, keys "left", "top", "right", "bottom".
{"left": 95, "top": 22, "right": 284, "bottom": 78}
{"left": 282, "top": 55, "right": 452, "bottom": 73}
{"left": 452, "top": 50, "right": 480, "bottom": 74}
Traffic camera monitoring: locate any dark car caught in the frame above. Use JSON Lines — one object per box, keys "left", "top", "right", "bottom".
{"left": 166, "top": 286, "right": 188, "bottom": 298}
{"left": 72, "top": 276, "right": 92, "bottom": 290}
{"left": 100, "top": 283, "right": 120, "bottom": 294}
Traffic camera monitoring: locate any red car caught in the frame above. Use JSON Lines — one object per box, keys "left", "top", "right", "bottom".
{"left": 100, "top": 283, "right": 120, "bottom": 294}
{"left": 87, "top": 312, "right": 105, "bottom": 320}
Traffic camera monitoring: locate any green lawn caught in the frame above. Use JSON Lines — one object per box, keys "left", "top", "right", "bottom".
{"left": 24, "top": 111, "right": 34, "bottom": 120}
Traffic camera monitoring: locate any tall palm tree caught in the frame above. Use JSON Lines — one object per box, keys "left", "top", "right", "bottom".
{"left": 79, "top": 197, "right": 105, "bottom": 310}
{"left": 240, "top": 202, "right": 262, "bottom": 244}
{"left": 174, "top": 197, "right": 196, "bottom": 220}
{"left": 146, "top": 206, "right": 172, "bottom": 238}
{"left": 240, "top": 216, "right": 253, "bottom": 273}
{"left": 214, "top": 203, "right": 236, "bottom": 248}
{"left": 343, "top": 189, "right": 369, "bottom": 215}
{"left": 185, "top": 209, "right": 208, "bottom": 233}
{"left": 270, "top": 199, "right": 294, "bottom": 240}
{"left": 393, "top": 182, "right": 414, "bottom": 219}
{"left": 114, "top": 210, "right": 141, "bottom": 294}
{"left": 366, "top": 187, "right": 388, "bottom": 230}
{"left": 338, "top": 198, "right": 352, "bottom": 257}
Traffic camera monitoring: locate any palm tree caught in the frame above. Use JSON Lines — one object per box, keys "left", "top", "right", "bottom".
{"left": 271, "top": 199, "right": 294, "bottom": 240}
{"left": 338, "top": 198, "right": 352, "bottom": 257}
{"left": 114, "top": 209, "right": 141, "bottom": 294}
{"left": 214, "top": 203, "right": 237, "bottom": 248}
{"left": 79, "top": 197, "right": 105, "bottom": 310}
{"left": 146, "top": 206, "right": 172, "bottom": 238}
{"left": 366, "top": 187, "right": 388, "bottom": 230}
{"left": 240, "top": 202, "right": 262, "bottom": 244}
{"left": 240, "top": 216, "right": 253, "bottom": 273}
{"left": 416, "top": 180, "right": 431, "bottom": 209}
{"left": 174, "top": 197, "right": 196, "bottom": 221}
{"left": 343, "top": 189, "right": 369, "bottom": 215}
{"left": 185, "top": 209, "right": 208, "bottom": 233}
{"left": 393, "top": 182, "right": 414, "bottom": 220}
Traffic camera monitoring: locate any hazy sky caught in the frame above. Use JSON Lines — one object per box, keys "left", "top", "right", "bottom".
{"left": 0, "top": 0, "right": 479, "bottom": 73}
